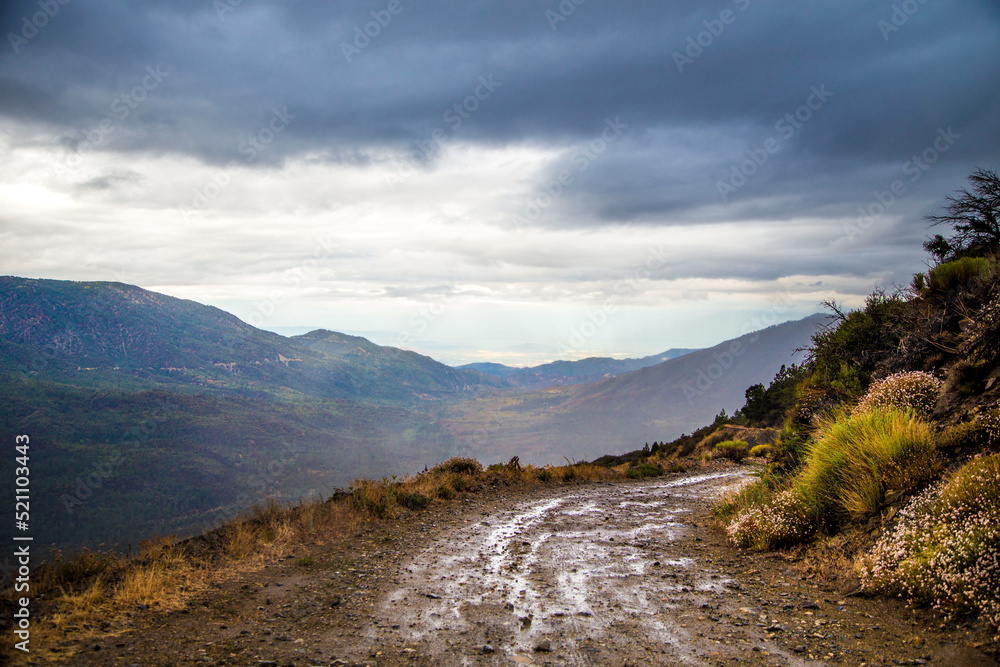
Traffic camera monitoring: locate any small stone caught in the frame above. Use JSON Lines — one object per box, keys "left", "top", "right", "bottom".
{"left": 792, "top": 645, "right": 806, "bottom": 653}
{"left": 481, "top": 645, "right": 495, "bottom": 654}
{"left": 535, "top": 639, "right": 552, "bottom": 652}
{"left": 425, "top": 593, "right": 441, "bottom": 599}
{"left": 799, "top": 600, "right": 819, "bottom": 610}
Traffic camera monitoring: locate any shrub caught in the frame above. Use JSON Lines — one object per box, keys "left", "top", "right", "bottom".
{"left": 451, "top": 474, "right": 467, "bottom": 492}
{"left": 626, "top": 463, "right": 664, "bottom": 479}
{"left": 927, "top": 257, "right": 994, "bottom": 294}
{"left": 714, "top": 440, "right": 749, "bottom": 462}
{"left": 861, "top": 454, "right": 1000, "bottom": 626}
{"left": 721, "top": 408, "right": 940, "bottom": 551}
{"left": 434, "top": 485, "right": 455, "bottom": 500}
{"left": 807, "top": 291, "right": 910, "bottom": 398}
{"left": 433, "top": 457, "right": 483, "bottom": 475}
{"left": 978, "top": 408, "right": 1000, "bottom": 446}
{"left": 726, "top": 489, "right": 814, "bottom": 551}
{"left": 749, "top": 444, "right": 772, "bottom": 458}
{"left": 854, "top": 371, "right": 942, "bottom": 417}
{"left": 398, "top": 492, "right": 428, "bottom": 510}
{"left": 937, "top": 420, "right": 983, "bottom": 453}
{"left": 796, "top": 408, "right": 940, "bottom": 521}
{"left": 537, "top": 468, "right": 552, "bottom": 482}
{"left": 349, "top": 479, "right": 396, "bottom": 519}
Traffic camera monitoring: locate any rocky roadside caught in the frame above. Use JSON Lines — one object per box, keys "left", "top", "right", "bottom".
{"left": 54, "top": 467, "right": 999, "bottom": 667}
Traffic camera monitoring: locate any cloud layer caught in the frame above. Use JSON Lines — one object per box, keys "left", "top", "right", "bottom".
{"left": 1, "top": 0, "right": 998, "bottom": 363}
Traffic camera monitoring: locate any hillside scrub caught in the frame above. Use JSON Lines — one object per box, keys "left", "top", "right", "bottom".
{"left": 854, "top": 370, "right": 942, "bottom": 417}
{"left": 713, "top": 439, "right": 749, "bottom": 462}
{"left": 795, "top": 408, "right": 940, "bottom": 520}
{"left": 709, "top": 168, "right": 1000, "bottom": 629}
{"left": 721, "top": 408, "right": 940, "bottom": 550}
{"left": 927, "top": 256, "right": 995, "bottom": 294}
{"left": 861, "top": 453, "right": 1000, "bottom": 627}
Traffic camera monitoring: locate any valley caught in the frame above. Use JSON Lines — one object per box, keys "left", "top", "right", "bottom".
{"left": 0, "top": 277, "right": 821, "bottom": 552}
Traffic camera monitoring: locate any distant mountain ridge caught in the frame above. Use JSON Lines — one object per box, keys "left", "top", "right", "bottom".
{"left": 0, "top": 276, "right": 502, "bottom": 403}
{"left": 457, "top": 348, "right": 699, "bottom": 389}
{"left": 444, "top": 313, "right": 829, "bottom": 463}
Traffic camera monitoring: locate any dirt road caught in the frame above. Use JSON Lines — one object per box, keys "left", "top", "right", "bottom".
{"left": 73, "top": 469, "right": 997, "bottom": 667}
{"left": 376, "top": 470, "right": 784, "bottom": 665}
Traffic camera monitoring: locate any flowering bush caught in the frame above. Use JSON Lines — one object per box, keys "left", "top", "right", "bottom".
{"left": 855, "top": 371, "right": 942, "bottom": 417}
{"left": 726, "top": 489, "right": 813, "bottom": 551}
{"left": 861, "top": 454, "right": 1000, "bottom": 627}
{"left": 978, "top": 408, "right": 1000, "bottom": 445}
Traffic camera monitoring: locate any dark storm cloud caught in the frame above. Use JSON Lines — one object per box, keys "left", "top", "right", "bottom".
{"left": 1, "top": 0, "right": 998, "bottom": 227}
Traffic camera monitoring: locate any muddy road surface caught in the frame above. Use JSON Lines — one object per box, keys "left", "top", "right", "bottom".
{"left": 376, "top": 470, "right": 771, "bottom": 665}
{"left": 73, "top": 469, "right": 997, "bottom": 667}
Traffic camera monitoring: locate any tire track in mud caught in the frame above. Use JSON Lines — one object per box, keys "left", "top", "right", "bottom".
{"left": 378, "top": 471, "right": 813, "bottom": 666}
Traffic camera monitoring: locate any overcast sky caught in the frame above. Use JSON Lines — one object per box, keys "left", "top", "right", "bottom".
{"left": 1, "top": 1, "right": 998, "bottom": 365}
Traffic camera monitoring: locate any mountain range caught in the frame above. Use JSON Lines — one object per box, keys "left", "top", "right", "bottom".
{"left": 443, "top": 314, "right": 827, "bottom": 462}
{"left": 0, "top": 276, "right": 826, "bottom": 551}
{"left": 457, "top": 348, "right": 699, "bottom": 389}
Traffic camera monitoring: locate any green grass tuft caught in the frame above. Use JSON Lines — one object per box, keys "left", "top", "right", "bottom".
{"left": 722, "top": 408, "right": 940, "bottom": 550}
{"left": 626, "top": 462, "right": 664, "bottom": 479}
